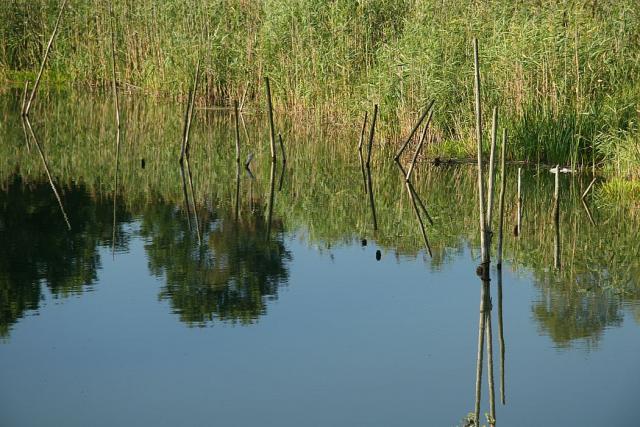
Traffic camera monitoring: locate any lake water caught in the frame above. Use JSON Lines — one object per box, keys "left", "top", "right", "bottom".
{"left": 1, "top": 93, "right": 639, "bottom": 426}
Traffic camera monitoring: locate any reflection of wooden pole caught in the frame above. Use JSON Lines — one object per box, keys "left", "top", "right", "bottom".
{"left": 395, "top": 159, "right": 433, "bottom": 225}
{"left": 235, "top": 160, "right": 241, "bottom": 222}
{"left": 554, "top": 166, "right": 560, "bottom": 270}
{"left": 179, "top": 162, "right": 192, "bottom": 229}
{"left": 497, "top": 129, "right": 507, "bottom": 269}
{"left": 24, "top": 0, "right": 68, "bottom": 116}
{"left": 473, "top": 38, "right": 488, "bottom": 268}
{"left": 582, "top": 177, "right": 596, "bottom": 200}
{"left": 366, "top": 104, "right": 379, "bottom": 231}
{"left": 21, "top": 81, "right": 29, "bottom": 117}
{"left": 358, "top": 111, "right": 368, "bottom": 194}
{"left": 185, "top": 157, "right": 201, "bottom": 244}
{"left": 25, "top": 118, "right": 71, "bottom": 230}
{"left": 266, "top": 160, "right": 276, "bottom": 238}
{"left": 405, "top": 180, "right": 432, "bottom": 257}
{"left": 278, "top": 133, "right": 287, "bottom": 164}
{"left": 474, "top": 281, "right": 488, "bottom": 425}
{"left": 497, "top": 270, "right": 506, "bottom": 405}
{"left": 394, "top": 100, "right": 434, "bottom": 160}
{"left": 265, "top": 77, "right": 277, "bottom": 161}
{"left": 179, "top": 88, "right": 193, "bottom": 162}
{"left": 516, "top": 168, "right": 522, "bottom": 236}
{"left": 234, "top": 100, "right": 241, "bottom": 163}
{"left": 486, "top": 299, "right": 496, "bottom": 427}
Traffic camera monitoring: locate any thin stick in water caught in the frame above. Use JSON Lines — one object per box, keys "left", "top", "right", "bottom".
{"left": 473, "top": 38, "right": 488, "bottom": 269}
{"left": 358, "top": 111, "right": 369, "bottom": 194}
{"left": 581, "top": 177, "right": 596, "bottom": 200}
{"left": 366, "top": 104, "right": 379, "bottom": 231}
{"left": 497, "top": 129, "right": 507, "bottom": 269}
{"left": 406, "top": 107, "right": 435, "bottom": 182}
{"left": 24, "top": 0, "right": 69, "bottom": 116}
{"left": 278, "top": 133, "right": 287, "bottom": 164}
{"left": 265, "top": 77, "right": 277, "bottom": 161}
{"left": 234, "top": 100, "right": 241, "bottom": 163}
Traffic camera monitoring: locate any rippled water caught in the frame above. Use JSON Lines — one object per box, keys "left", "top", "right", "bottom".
{"left": 0, "top": 93, "right": 638, "bottom": 426}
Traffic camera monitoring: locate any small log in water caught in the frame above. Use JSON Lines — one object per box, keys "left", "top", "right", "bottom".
{"left": 497, "top": 129, "right": 507, "bottom": 269}
{"left": 358, "top": 111, "right": 369, "bottom": 194}
{"left": 394, "top": 100, "right": 434, "bottom": 160}
{"left": 366, "top": 104, "right": 379, "bottom": 231}
{"left": 24, "top": 0, "right": 68, "bottom": 116}
{"left": 473, "top": 38, "right": 488, "bottom": 270}
{"left": 265, "top": 77, "right": 277, "bottom": 161}
{"left": 25, "top": 118, "right": 71, "bottom": 230}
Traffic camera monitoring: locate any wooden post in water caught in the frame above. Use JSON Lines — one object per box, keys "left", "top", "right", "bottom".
{"left": 184, "top": 59, "right": 200, "bottom": 159}
{"left": 110, "top": 2, "right": 121, "bottom": 257}
{"left": 358, "top": 111, "right": 369, "bottom": 194}
{"left": 497, "top": 129, "right": 507, "bottom": 269}
{"left": 24, "top": 0, "right": 68, "bottom": 116}
{"left": 179, "top": 88, "right": 193, "bottom": 163}
{"left": 394, "top": 100, "right": 434, "bottom": 161}
{"left": 473, "top": 38, "right": 489, "bottom": 274}
{"left": 486, "top": 107, "right": 498, "bottom": 236}
{"left": 366, "top": 104, "right": 379, "bottom": 231}
{"left": 265, "top": 77, "right": 277, "bottom": 161}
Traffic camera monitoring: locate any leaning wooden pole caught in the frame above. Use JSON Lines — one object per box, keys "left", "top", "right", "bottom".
{"left": 265, "top": 77, "right": 277, "bottom": 161}
{"left": 20, "top": 81, "right": 29, "bottom": 116}
{"left": 24, "top": 0, "right": 69, "bottom": 116}
{"left": 184, "top": 59, "right": 200, "bottom": 159}
{"left": 486, "top": 107, "right": 498, "bottom": 233}
{"left": 406, "top": 107, "right": 435, "bottom": 182}
{"left": 473, "top": 38, "right": 488, "bottom": 271}
{"left": 366, "top": 104, "right": 379, "bottom": 231}
{"left": 394, "top": 100, "right": 434, "bottom": 160}
{"left": 278, "top": 133, "right": 287, "bottom": 165}
{"left": 358, "top": 111, "right": 369, "bottom": 194}
{"left": 497, "top": 129, "right": 507, "bottom": 269}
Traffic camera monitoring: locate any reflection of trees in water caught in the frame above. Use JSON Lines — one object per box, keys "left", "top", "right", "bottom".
{"left": 0, "top": 176, "right": 129, "bottom": 336}
{"left": 532, "top": 284, "right": 623, "bottom": 350}
{"left": 140, "top": 203, "right": 290, "bottom": 326}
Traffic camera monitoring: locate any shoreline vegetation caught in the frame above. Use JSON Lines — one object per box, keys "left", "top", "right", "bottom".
{"left": 1, "top": 1, "right": 639, "bottom": 178}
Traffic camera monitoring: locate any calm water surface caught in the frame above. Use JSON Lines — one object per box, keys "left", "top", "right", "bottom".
{"left": 1, "top": 94, "right": 639, "bottom": 426}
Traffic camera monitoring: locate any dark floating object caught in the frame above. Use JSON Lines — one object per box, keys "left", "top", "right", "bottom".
{"left": 141, "top": 158, "right": 145, "bottom": 169}
{"left": 375, "top": 250, "right": 381, "bottom": 261}
{"left": 361, "top": 239, "right": 367, "bottom": 247}
{"left": 476, "top": 264, "right": 485, "bottom": 277}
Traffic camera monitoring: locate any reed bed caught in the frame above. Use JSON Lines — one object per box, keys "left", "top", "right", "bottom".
{"left": 1, "top": 1, "right": 639, "bottom": 168}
